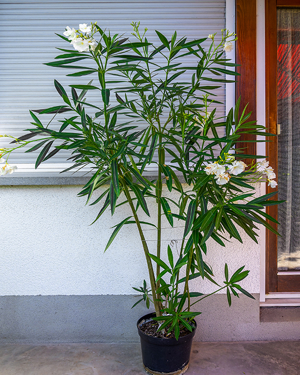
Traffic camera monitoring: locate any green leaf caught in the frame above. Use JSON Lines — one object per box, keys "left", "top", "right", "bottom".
{"left": 131, "top": 184, "right": 150, "bottom": 216}
{"left": 225, "top": 263, "right": 229, "bottom": 282}
{"left": 105, "top": 216, "right": 132, "bottom": 251}
{"left": 91, "top": 194, "right": 110, "bottom": 224}
{"left": 111, "top": 159, "right": 120, "bottom": 196}
{"left": 67, "top": 70, "right": 96, "bottom": 77}
{"left": 249, "top": 191, "right": 278, "bottom": 204}
{"left": 54, "top": 79, "right": 68, "bottom": 97}
{"left": 25, "top": 140, "right": 48, "bottom": 153}
{"left": 227, "top": 288, "right": 232, "bottom": 306}
{"left": 69, "top": 84, "right": 99, "bottom": 90}
{"left": 33, "top": 106, "right": 72, "bottom": 114}
{"left": 155, "top": 30, "right": 170, "bottom": 49}
{"left": 233, "top": 284, "right": 255, "bottom": 300}
{"left": 127, "top": 166, "right": 152, "bottom": 189}
{"left": 29, "top": 111, "right": 43, "bottom": 128}
{"left": 148, "top": 253, "right": 170, "bottom": 271}
{"left": 45, "top": 57, "right": 89, "bottom": 66}
{"left": 110, "top": 181, "right": 117, "bottom": 214}
{"left": 167, "top": 245, "right": 174, "bottom": 269}
{"left": 184, "top": 200, "right": 197, "bottom": 237}
{"left": 35, "top": 141, "right": 54, "bottom": 168}
{"left": 102, "top": 89, "right": 110, "bottom": 105}
{"left": 161, "top": 197, "right": 173, "bottom": 227}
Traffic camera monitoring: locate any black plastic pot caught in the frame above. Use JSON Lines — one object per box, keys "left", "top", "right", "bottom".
{"left": 137, "top": 313, "right": 196, "bottom": 375}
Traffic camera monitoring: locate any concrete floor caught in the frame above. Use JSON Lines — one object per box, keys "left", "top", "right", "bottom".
{"left": 0, "top": 341, "right": 299, "bottom": 375}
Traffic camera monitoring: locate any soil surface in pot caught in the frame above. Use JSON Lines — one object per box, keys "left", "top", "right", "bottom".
{"left": 139, "top": 319, "right": 194, "bottom": 339}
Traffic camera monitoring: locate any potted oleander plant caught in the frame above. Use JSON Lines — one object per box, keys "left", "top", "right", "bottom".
{"left": 0, "top": 22, "right": 280, "bottom": 375}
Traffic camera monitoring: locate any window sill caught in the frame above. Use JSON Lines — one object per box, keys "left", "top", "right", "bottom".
{"left": 260, "top": 294, "right": 300, "bottom": 322}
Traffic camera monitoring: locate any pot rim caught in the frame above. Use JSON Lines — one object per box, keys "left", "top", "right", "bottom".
{"left": 137, "top": 312, "right": 197, "bottom": 345}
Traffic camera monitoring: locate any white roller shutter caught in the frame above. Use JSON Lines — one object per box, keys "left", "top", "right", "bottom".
{"left": 0, "top": 0, "right": 226, "bottom": 176}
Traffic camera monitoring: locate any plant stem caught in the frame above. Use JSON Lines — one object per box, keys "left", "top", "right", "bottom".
{"left": 123, "top": 183, "right": 162, "bottom": 317}
{"left": 156, "top": 135, "right": 163, "bottom": 298}
{"left": 183, "top": 245, "right": 194, "bottom": 311}
{"left": 185, "top": 285, "right": 227, "bottom": 310}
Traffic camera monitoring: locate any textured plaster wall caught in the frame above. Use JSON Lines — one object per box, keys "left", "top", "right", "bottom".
{"left": 0, "top": 184, "right": 262, "bottom": 296}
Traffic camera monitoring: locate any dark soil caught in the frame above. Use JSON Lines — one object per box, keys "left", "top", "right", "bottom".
{"left": 139, "top": 318, "right": 194, "bottom": 339}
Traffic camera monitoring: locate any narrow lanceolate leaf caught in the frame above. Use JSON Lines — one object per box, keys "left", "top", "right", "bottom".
{"left": 111, "top": 159, "right": 120, "bottom": 196}
{"left": 45, "top": 57, "right": 89, "bottom": 66}
{"left": 227, "top": 288, "right": 232, "bottom": 306}
{"left": 29, "top": 111, "right": 43, "bottom": 128}
{"left": 25, "top": 140, "right": 48, "bottom": 153}
{"left": 81, "top": 108, "right": 87, "bottom": 131}
{"left": 11, "top": 131, "right": 42, "bottom": 143}
{"left": 110, "top": 181, "right": 117, "bottom": 214}
{"left": 105, "top": 216, "right": 132, "bottom": 251}
{"left": 155, "top": 30, "right": 170, "bottom": 49}
{"left": 167, "top": 245, "right": 174, "bottom": 269}
{"left": 102, "top": 89, "right": 110, "bottom": 105}
{"left": 131, "top": 184, "right": 150, "bottom": 216}
{"left": 225, "top": 263, "right": 229, "bottom": 282}
{"left": 148, "top": 253, "right": 170, "bottom": 271}
{"left": 33, "top": 106, "right": 72, "bottom": 114}
{"left": 161, "top": 197, "right": 173, "bottom": 227}
{"left": 67, "top": 70, "right": 96, "bottom": 77}
{"left": 35, "top": 141, "right": 54, "bottom": 168}
{"left": 69, "top": 84, "right": 100, "bottom": 90}
{"left": 127, "top": 166, "right": 151, "bottom": 189}
{"left": 91, "top": 194, "right": 110, "bottom": 224}
{"left": 54, "top": 79, "right": 68, "bottom": 98}
{"left": 184, "top": 200, "right": 197, "bottom": 237}
{"left": 148, "top": 133, "right": 158, "bottom": 163}
{"left": 54, "top": 81, "right": 71, "bottom": 106}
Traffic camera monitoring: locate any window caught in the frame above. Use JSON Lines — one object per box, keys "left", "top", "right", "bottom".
{"left": 0, "top": 0, "right": 226, "bottom": 178}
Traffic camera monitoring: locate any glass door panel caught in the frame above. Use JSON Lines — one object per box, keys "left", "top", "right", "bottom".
{"left": 277, "top": 8, "right": 300, "bottom": 271}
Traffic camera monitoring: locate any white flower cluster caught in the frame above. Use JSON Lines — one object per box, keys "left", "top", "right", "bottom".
{"left": 223, "top": 41, "right": 233, "bottom": 53}
{"left": 0, "top": 159, "right": 17, "bottom": 176}
{"left": 256, "top": 160, "right": 277, "bottom": 188}
{"left": 208, "top": 29, "right": 234, "bottom": 53}
{"left": 63, "top": 23, "right": 97, "bottom": 52}
{"left": 204, "top": 159, "right": 247, "bottom": 185}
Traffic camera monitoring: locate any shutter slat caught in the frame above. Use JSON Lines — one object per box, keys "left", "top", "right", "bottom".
{"left": 0, "top": 0, "right": 226, "bottom": 175}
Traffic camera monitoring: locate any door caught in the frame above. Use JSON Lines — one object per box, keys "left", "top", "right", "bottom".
{"left": 266, "top": 0, "right": 300, "bottom": 292}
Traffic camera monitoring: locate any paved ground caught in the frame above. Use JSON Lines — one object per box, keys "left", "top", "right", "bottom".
{"left": 0, "top": 341, "right": 299, "bottom": 375}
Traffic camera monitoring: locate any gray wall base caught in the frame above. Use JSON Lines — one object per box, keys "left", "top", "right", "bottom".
{"left": 1, "top": 294, "right": 300, "bottom": 343}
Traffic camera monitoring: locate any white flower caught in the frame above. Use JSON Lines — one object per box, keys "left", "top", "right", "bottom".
{"left": 88, "top": 38, "right": 97, "bottom": 51}
{"left": 208, "top": 34, "right": 214, "bottom": 39}
{"left": 257, "top": 160, "right": 269, "bottom": 172}
{"left": 204, "top": 162, "right": 225, "bottom": 176}
{"left": 265, "top": 166, "right": 276, "bottom": 180}
{"left": 214, "top": 163, "right": 226, "bottom": 176}
{"left": 223, "top": 41, "right": 233, "bottom": 53}
{"left": 79, "top": 23, "right": 91, "bottom": 34}
{"left": 0, "top": 163, "right": 17, "bottom": 176}
{"left": 71, "top": 38, "right": 90, "bottom": 52}
{"left": 268, "top": 179, "right": 277, "bottom": 188}
{"left": 228, "top": 160, "right": 247, "bottom": 176}
{"left": 63, "top": 26, "right": 76, "bottom": 40}
{"left": 205, "top": 163, "right": 218, "bottom": 175}
{"left": 215, "top": 172, "right": 230, "bottom": 185}
{"left": 0, "top": 158, "right": 4, "bottom": 163}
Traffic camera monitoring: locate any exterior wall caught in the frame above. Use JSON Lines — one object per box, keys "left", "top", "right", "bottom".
{"left": 0, "top": 184, "right": 261, "bottom": 297}
{"left": 3, "top": 183, "right": 300, "bottom": 343}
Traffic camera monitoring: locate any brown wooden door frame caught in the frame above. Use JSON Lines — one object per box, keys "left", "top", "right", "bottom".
{"left": 235, "top": 0, "right": 257, "bottom": 157}
{"left": 265, "top": 0, "right": 300, "bottom": 292}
